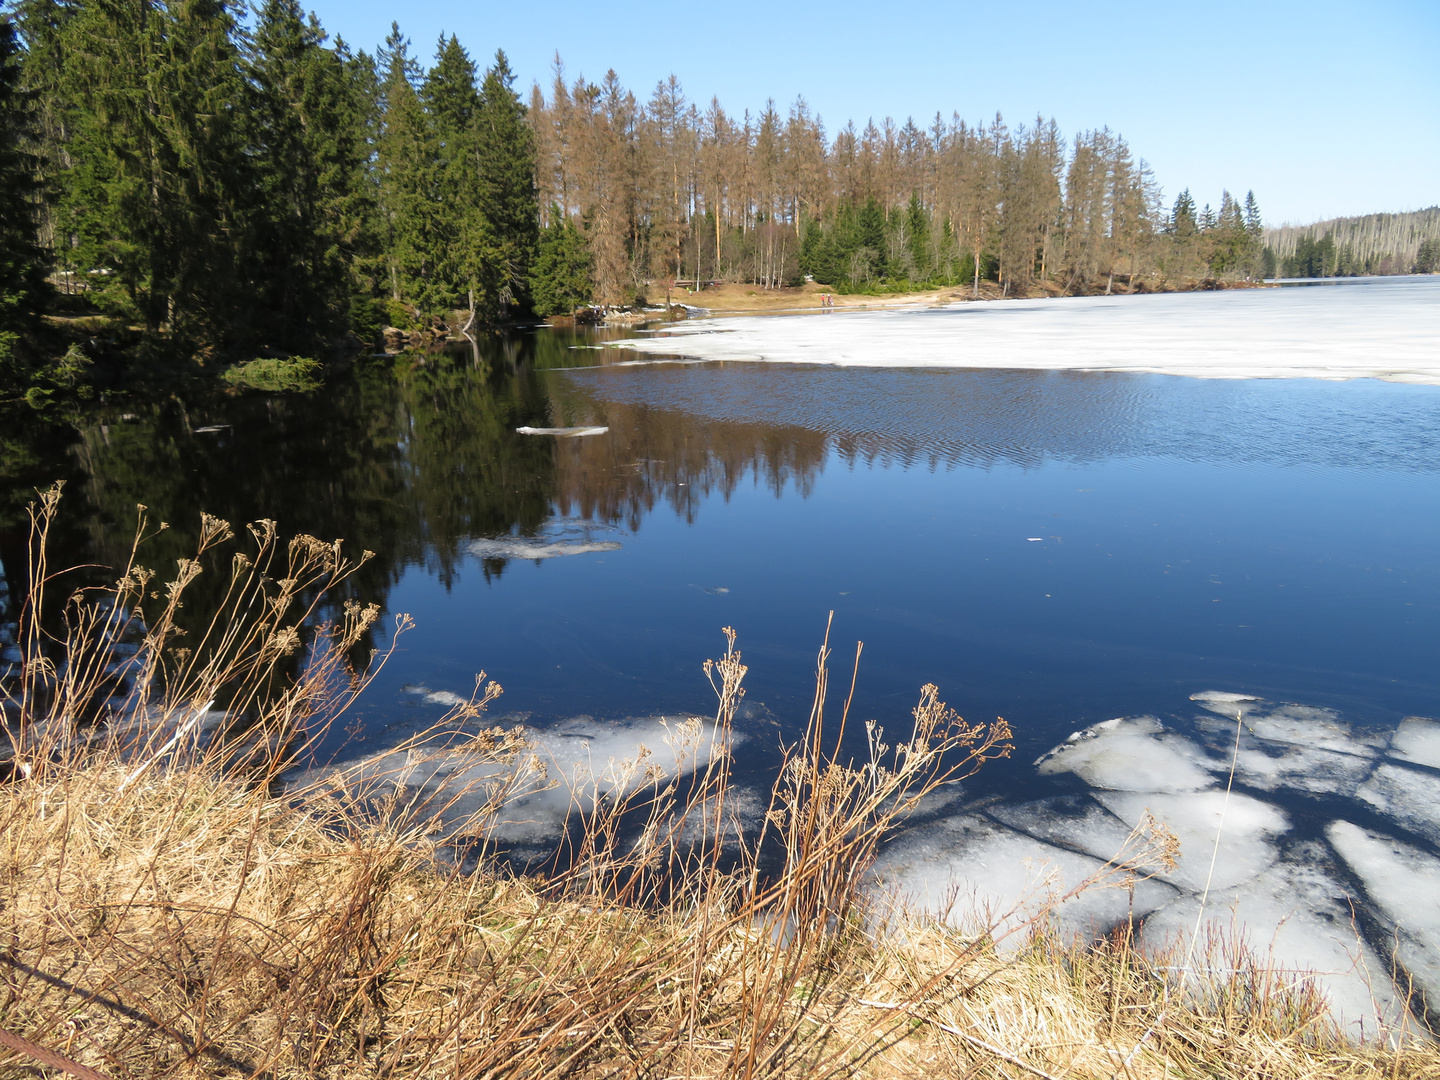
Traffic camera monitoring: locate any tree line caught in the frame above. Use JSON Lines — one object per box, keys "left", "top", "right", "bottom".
{"left": 529, "top": 65, "right": 1267, "bottom": 304}
{"left": 1263, "top": 207, "right": 1440, "bottom": 278}
{"left": 0, "top": 2, "right": 1270, "bottom": 394}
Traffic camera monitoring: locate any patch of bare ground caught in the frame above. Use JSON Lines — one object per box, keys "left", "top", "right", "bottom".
{"left": 648, "top": 276, "right": 1273, "bottom": 321}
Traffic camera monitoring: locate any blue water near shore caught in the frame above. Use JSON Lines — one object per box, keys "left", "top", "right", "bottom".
{"left": 9, "top": 277, "right": 1438, "bottom": 795}
{"left": 364, "top": 340, "right": 1440, "bottom": 797}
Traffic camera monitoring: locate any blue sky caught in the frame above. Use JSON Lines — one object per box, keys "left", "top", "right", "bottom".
{"left": 302, "top": 0, "right": 1438, "bottom": 225}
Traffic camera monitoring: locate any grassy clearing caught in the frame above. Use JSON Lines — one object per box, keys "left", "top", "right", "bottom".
{"left": 1, "top": 487, "right": 1436, "bottom": 1079}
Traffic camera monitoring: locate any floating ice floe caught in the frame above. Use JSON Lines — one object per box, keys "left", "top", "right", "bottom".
{"left": 402, "top": 684, "right": 469, "bottom": 708}
{"left": 515, "top": 425, "right": 609, "bottom": 437}
{"left": 1189, "top": 690, "right": 1262, "bottom": 706}
{"left": 1095, "top": 789, "right": 1288, "bottom": 892}
{"left": 469, "top": 535, "right": 622, "bottom": 560}
{"left": 1034, "top": 715, "right": 1220, "bottom": 792}
{"left": 1356, "top": 764, "right": 1440, "bottom": 847}
{"left": 1139, "top": 848, "right": 1416, "bottom": 1043}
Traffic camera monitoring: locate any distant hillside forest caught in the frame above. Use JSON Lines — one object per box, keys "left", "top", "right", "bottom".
{"left": 1, "top": 1, "right": 1271, "bottom": 391}
{"left": 1263, "top": 208, "right": 1440, "bottom": 279}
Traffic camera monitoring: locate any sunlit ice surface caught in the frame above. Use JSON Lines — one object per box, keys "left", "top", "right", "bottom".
{"left": 615, "top": 275, "right": 1440, "bottom": 383}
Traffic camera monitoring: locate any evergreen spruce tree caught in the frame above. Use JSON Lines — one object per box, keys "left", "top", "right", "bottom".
{"left": 54, "top": 0, "right": 249, "bottom": 344}
{"left": 1415, "top": 238, "right": 1440, "bottom": 274}
{"left": 856, "top": 197, "right": 887, "bottom": 282}
{"left": 375, "top": 25, "right": 442, "bottom": 318}
{"left": 0, "top": 11, "right": 48, "bottom": 385}
{"left": 245, "top": 0, "right": 375, "bottom": 352}
{"left": 422, "top": 34, "right": 481, "bottom": 321}
{"left": 529, "top": 209, "right": 591, "bottom": 316}
{"left": 473, "top": 50, "right": 538, "bottom": 319}
{"left": 906, "top": 193, "right": 931, "bottom": 281}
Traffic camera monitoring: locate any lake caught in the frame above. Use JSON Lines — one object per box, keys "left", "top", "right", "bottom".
{"left": 3, "top": 275, "right": 1439, "bottom": 1037}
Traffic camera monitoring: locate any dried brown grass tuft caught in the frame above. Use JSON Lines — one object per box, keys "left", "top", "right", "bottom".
{"left": 1, "top": 489, "right": 1436, "bottom": 1079}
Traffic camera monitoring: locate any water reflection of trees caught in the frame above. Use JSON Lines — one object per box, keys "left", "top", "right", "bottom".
{"left": 0, "top": 331, "right": 831, "bottom": 654}
{"left": 544, "top": 398, "right": 827, "bottom": 531}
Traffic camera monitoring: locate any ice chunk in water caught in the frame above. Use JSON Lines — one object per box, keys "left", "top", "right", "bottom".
{"left": 986, "top": 795, "right": 1143, "bottom": 865}
{"left": 871, "top": 813, "right": 1178, "bottom": 943}
{"left": 1356, "top": 763, "right": 1440, "bottom": 847}
{"left": 1389, "top": 717, "right": 1440, "bottom": 770}
{"left": 402, "top": 684, "right": 468, "bottom": 708}
{"left": 1238, "top": 704, "right": 1385, "bottom": 758}
{"left": 469, "top": 537, "right": 622, "bottom": 559}
{"left": 1190, "top": 703, "right": 1383, "bottom": 798}
{"left": 1140, "top": 852, "right": 1416, "bottom": 1044}
{"left": 301, "top": 714, "right": 728, "bottom": 846}
{"left": 1190, "top": 690, "right": 1265, "bottom": 720}
{"left": 515, "top": 425, "right": 609, "bottom": 437}
{"left": 1094, "top": 790, "right": 1288, "bottom": 892}
{"left": 1035, "top": 716, "right": 1220, "bottom": 793}
{"left": 1327, "top": 821, "right": 1440, "bottom": 1015}
{"left": 1229, "top": 743, "right": 1377, "bottom": 798}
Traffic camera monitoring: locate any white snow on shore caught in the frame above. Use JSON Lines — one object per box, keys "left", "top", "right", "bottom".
{"left": 611, "top": 278, "right": 1440, "bottom": 383}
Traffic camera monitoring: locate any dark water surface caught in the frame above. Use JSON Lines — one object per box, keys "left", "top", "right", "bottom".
{"left": 5, "top": 298, "right": 1440, "bottom": 800}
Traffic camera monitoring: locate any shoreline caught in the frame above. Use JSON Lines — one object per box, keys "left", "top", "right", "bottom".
{"left": 613, "top": 275, "right": 1275, "bottom": 325}
{"left": 606, "top": 275, "right": 1440, "bottom": 384}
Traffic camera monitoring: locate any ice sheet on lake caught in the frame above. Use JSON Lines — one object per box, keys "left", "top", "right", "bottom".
{"left": 1327, "top": 821, "right": 1440, "bottom": 1013}
{"left": 1189, "top": 701, "right": 1385, "bottom": 797}
{"left": 608, "top": 280, "right": 1440, "bottom": 383}
{"left": 986, "top": 794, "right": 1141, "bottom": 864}
{"left": 1093, "top": 789, "right": 1288, "bottom": 892}
{"left": 943, "top": 694, "right": 1440, "bottom": 1036}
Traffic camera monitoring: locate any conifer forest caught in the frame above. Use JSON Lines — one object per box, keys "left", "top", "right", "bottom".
{"left": 0, "top": 0, "right": 1434, "bottom": 392}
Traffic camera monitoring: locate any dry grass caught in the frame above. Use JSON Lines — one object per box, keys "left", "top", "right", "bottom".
{"left": 1, "top": 488, "right": 1437, "bottom": 1079}
{"left": 676, "top": 280, "right": 956, "bottom": 315}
